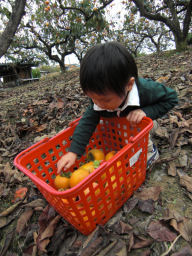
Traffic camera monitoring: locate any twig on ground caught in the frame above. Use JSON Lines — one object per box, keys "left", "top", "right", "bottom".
{"left": 160, "top": 234, "right": 181, "bottom": 256}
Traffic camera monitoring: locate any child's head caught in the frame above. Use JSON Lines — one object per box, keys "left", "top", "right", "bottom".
{"left": 80, "top": 41, "right": 138, "bottom": 110}
{"left": 80, "top": 41, "right": 138, "bottom": 94}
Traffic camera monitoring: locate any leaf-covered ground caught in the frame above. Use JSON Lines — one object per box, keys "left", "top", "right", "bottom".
{"left": 0, "top": 48, "right": 192, "bottom": 256}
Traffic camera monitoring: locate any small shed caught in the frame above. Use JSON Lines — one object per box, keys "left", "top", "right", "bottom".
{"left": 0, "top": 63, "right": 39, "bottom": 87}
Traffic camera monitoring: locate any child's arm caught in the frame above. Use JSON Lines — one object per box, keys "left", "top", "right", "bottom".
{"left": 138, "top": 78, "right": 178, "bottom": 120}
{"left": 69, "top": 103, "right": 100, "bottom": 156}
{"left": 57, "top": 103, "right": 100, "bottom": 172}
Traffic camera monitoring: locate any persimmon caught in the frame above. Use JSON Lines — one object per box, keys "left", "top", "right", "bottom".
{"left": 44, "top": 5, "right": 50, "bottom": 11}
{"left": 80, "top": 161, "right": 94, "bottom": 173}
{"left": 61, "top": 198, "right": 69, "bottom": 204}
{"left": 44, "top": 0, "right": 49, "bottom": 5}
{"left": 87, "top": 149, "right": 105, "bottom": 161}
{"left": 54, "top": 174, "right": 70, "bottom": 190}
{"left": 69, "top": 168, "right": 89, "bottom": 188}
{"left": 105, "top": 151, "right": 116, "bottom": 161}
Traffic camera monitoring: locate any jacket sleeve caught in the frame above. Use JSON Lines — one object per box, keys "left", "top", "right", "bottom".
{"left": 69, "top": 103, "right": 100, "bottom": 156}
{"left": 139, "top": 79, "right": 178, "bottom": 120}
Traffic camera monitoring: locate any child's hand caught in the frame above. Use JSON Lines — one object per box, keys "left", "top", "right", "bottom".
{"left": 126, "top": 109, "right": 146, "bottom": 124}
{"left": 57, "top": 152, "right": 77, "bottom": 174}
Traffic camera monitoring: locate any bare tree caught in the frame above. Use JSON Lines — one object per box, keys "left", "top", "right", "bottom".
{"left": 0, "top": 0, "right": 26, "bottom": 58}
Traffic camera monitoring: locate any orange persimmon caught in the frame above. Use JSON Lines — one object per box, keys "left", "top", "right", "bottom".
{"left": 69, "top": 168, "right": 89, "bottom": 188}
{"left": 87, "top": 149, "right": 105, "bottom": 161}
{"left": 54, "top": 174, "right": 70, "bottom": 190}
{"left": 105, "top": 151, "right": 116, "bottom": 161}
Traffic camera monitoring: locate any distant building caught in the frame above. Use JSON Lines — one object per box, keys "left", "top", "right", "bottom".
{"left": 0, "top": 63, "right": 39, "bottom": 87}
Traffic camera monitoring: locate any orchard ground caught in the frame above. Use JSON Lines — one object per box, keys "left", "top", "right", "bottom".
{"left": 0, "top": 48, "right": 192, "bottom": 255}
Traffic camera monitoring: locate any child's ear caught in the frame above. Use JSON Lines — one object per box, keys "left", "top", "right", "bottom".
{"left": 126, "top": 77, "right": 135, "bottom": 92}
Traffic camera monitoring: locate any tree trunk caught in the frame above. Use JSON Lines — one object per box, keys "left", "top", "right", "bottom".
{"left": 0, "top": 0, "right": 26, "bottom": 58}
{"left": 174, "top": 34, "right": 188, "bottom": 52}
{"left": 59, "top": 63, "right": 66, "bottom": 73}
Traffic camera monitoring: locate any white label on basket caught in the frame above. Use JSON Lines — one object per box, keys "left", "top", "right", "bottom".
{"left": 129, "top": 148, "right": 142, "bottom": 167}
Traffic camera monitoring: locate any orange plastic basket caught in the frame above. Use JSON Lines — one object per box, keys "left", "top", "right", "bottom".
{"left": 14, "top": 117, "right": 153, "bottom": 235}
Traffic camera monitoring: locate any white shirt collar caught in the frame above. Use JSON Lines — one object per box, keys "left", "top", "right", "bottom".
{"left": 93, "top": 82, "right": 140, "bottom": 114}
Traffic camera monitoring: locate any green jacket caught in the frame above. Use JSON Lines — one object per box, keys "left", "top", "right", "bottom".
{"left": 69, "top": 77, "right": 178, "bottom": 156}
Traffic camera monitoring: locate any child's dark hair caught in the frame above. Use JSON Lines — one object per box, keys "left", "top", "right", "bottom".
{"left": 80, "top": 41, "right": 138, "bottom": 96}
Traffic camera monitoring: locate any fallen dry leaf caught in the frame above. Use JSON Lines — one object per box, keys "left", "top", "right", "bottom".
{"left": 169, "top": 114, "right": 178, "bottom": 125}
{"left": 168, "top": 161, "right": 177, "bottom": 176}
{"left": 113, "top": 220, "right": 133, "bottom": 234}
{"left": 170, "top": 217, "right": 192, "bottom": 242}
{"left": 141, "top": 249, "right": 151, "bottom": 256}
{"left": 162, "top": 208, "right": 183, "bottom": 222}
{"left": 39, "top": 215, "right": 61, "bottom": 241}
{"left": 186, "top": 192, "right": 192, "bottom": 201}
{"left": 0, "top": 201, "right": 22, "bottom": 217}
{"left": 0, "top": 229, "right": 14, "bottom": 256}
{"left": 23, "top": 199, "right": 46, "bottom": 209}
{"left": 0, "top": 183, "right": 9, "bottom": 197}
{"left": 46, "top": 224, "right": 71, "bottom": 255}
{"left": 154, "top": 126, "right": 169, "bottom": 139}
{"left": 1, "top": 162, "right": 26, "bottom": 184}
{"left": 2, "top": 162, "right": 16, "bottom": 183}
{"left": 0, "top": 216, "right": 7, "bottom": 228}
{"left": 0, "top": 50, "right": 192, "bottom": 256}
{"left": 127, "top": 232, "right": 134, "bottom": 252}
{"left": 134, "top": 186, "right": 161, "bottom": 201}
{"left": 147, "top": 220, "right": 177, "bottom": 242}
{"left": 49, "top": 98, "right": 65, "bottom": 110}
{"left": 124, "top": 197, "right": 139, "bottom": 213}
{"left": 156, "top": 76, "right": 170, "bottom": 83}
{"left": 132, "top": 235, "right": 153, "bottom": 249}
{"left": 177, "top": 170, "right": 192, "bottom": 193}
{"left": 34, "top": 123, "right": 47, "bottom": 132}
{"left": 80, "top": 226, "right": 109, "bottom": 256}
{"left": 38, "top": 205, "right": 56, "bottom": 234}
{"left": 171, "top": 246, "right": 192, "bottom": 256}
{"left": 81, "top": 234, "right": 104, "bottom": 256}
{"left": 173, "top": 111, "right": 184, "bottom": 120}
{"left": 16, "top": 208, "right": 34, "bottom": 233}
{"left": 22, "top": 231, "right": 38, "bottom": 255}
{"left": 137, "top": 199, "right": 155, "bottom": 214}
{"left": 37, "top": 215, "right": 61, "bottom": 252}
{"left": 169, "top": 128, "right": 180, "bottom": 148}
{"left": 95, "top": 239, "right": 127, "bottom": 256}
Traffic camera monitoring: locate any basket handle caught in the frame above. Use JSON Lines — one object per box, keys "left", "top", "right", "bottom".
{"left": 69, "top": 117, "right": 81, "bottom": 127}
{"left": 129, "top": 117, "right": 153, "bottom": 143}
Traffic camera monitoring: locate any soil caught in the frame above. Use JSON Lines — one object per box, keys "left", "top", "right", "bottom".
{"left": 0, "top": 48, "right": 192, "bottom": 256}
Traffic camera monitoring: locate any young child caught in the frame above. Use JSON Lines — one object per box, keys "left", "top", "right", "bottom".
{"left": 57, "top": 41, "right": 178, "bottom": 173}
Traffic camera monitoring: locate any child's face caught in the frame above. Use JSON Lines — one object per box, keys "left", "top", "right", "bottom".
{"left": 86, "top": 90, "right": 127, "bottom": 110}
{"left": 86, "top": 77, "right": 135, "bottom": 111}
